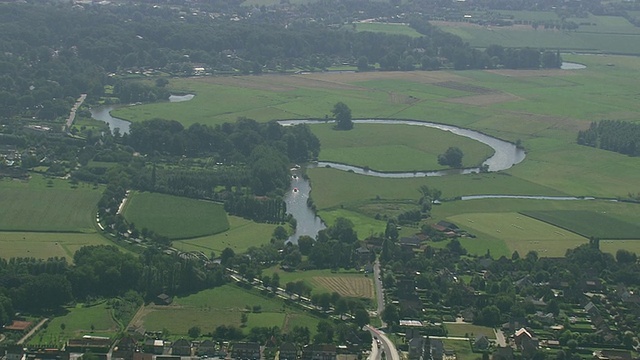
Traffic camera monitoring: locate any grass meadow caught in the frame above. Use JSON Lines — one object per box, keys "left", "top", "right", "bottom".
{"left": 444, "top": 323, "right": 496, "bottom": 338}
{"left": 136, "top": 284, "right": 320, "bottom": 337}
{"left": 0, "top": 176, "right": 101, "bottom": 232}
{"left": 354, "top": 22, "right": 422, "bottom": 37}
{"left": 0, "top": 232, "right": 112, "bottom": 261}
{"left": 521, "top": 210, "right": 640, "bottom": 239}
{"left": 312, "top": 123, "right": 494, "bottom": 171}
{"left": 172, "top": 215, "right": 277, "bottom": 255}
{"left": 106, "top": 54, "right": 640, "bottom": 257}
{"left": 29, "top": 302, "right": 119, "bottom": 346}
{"left": 123, "top": 192, "right": 229, "bottom": 239}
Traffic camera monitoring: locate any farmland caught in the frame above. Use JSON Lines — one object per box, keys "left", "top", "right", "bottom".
{"left": 521, "top": 210, "right": 640, "bottom": 239}
{"left": 266, "top": 267, "right": 374, "bottom": 299}
{"left": 0, "top": 177, "right": 101, "bottom": 233}
{"left": 122, "top": 192, "right": 229, "bottom": 240}
{"left": 172, "top": 215, "right": 277, "bottom": 255}
{"left": 132, "top": 284, "right": 320, "bottom": 338}
{"left": 0, "top": 232, "right": 112, "bottom": 262}
{"left": 312, "top": 123, "right": 494, "bottom": 171}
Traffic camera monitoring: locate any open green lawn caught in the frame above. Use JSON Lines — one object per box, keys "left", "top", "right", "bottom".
{"left": 521, "top": 210, "right": 640, "bottom": 239}
{"left": 355, "top": 22, "right": 422, "bottom": 37}
{"left": 312, "top": 123, "right": 494, "bottom": 171}
{"left": 445, "top": 323, "right": 496, "bottom": 338}
{"left": 318, "top": 209, "right": 387, "bottom": 239}
{"left": 0, "top": 231, "right": 113, "bottom": 261}
{"left": 432, "top": 13, "right": 640, "bottom": 54}
{"left": 29, "top": 301, "right": 119, "bottom": 346}
{"left": 172, "top": 215, "right": 276, "bottom": 255}
{"left": 0, "top": 176, "right": 101, "bottom": 232}
{"left": 123, "top": 192, "right": 229, "bottom": 240}
{"left": 138, "top": 284, "right": 320, "bottom": 337}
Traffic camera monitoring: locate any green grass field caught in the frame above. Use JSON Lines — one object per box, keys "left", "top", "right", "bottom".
{"left": 0, "top": 232, "right": 113, "bottom": 261}
{"left": 312, "top": 123, "right": 494, "bottom": 171}
{"left": 521, "top": 210, "right": 640, "bottom": 239}
{"left": 29, "top": 302, "right": 119, "bottom": 346}
{"left": 137, "top": 284, "right": 320, "bottom": 337}
{"left": 105, "top": 55, "right": 640, "bottom": 257}
{"left": 445, "top": 323, "right": 496, "bottom": 338}
{"left": 432, "top": 13, "right": 640, "bottom": 54}
{"left": 0, "top": 177, "right": 101, "bottom": 232}
{"left": 123, "top": 192, "right": 229, "bottom": 240}
{"left": 172, "top": 215, "right": 276, "bottom": 255}
{"left": 355, "top": 22, "right": 422, "bottom": 37}
{"left": 265, "top": 267, "right": 374, "bottom": 299}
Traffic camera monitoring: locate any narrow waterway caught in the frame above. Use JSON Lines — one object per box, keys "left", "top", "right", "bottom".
{"left": 283, "top": 173, "right": 326, "bottom": 243}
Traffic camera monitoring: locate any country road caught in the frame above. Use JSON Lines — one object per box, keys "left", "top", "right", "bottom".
{"left": 367, "top": 326, "right": 400, "bottom": 360}
{"left": 17, "top": 318, "right": 48, "bottom": 344}
{"left": 64, "top": 93, "right": 87, "bottom": 132}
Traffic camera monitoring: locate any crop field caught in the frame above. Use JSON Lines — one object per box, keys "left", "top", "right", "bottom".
{"left": 29, "top": 302, "right": 119, "bottom": 346}
{"left": 521, "top": 210, "right": 640, "bottom": 239}
{"left": 267, "top": 267, "right": 373, "bottom": 297}
{"left": 172, "top": 215, "right": 277, "bottom": 255}
{"left": 0, "top": 177, "right": 101, "bottom": 232}
{"left": 123, "top": 192, "right": 229, "bottom": 240}
{"left": 133, "top": 284, "right": 319, "bottom": 337}
{"left": 0, "top": 232, "right": 112, "bottom": 261}
{"left": 312, "top": 123, "right": 494, "bottom": 171}
{"left": 446, "top": 212, "right": 587, "bottom": 257}
{"left": 312, "top": 276, "right": 374, "bottom": 299}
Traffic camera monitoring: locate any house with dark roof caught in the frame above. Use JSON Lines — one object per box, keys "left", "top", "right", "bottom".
{"left": 113, "top": 336, "right": 137, "bottom": 360}
{"left": 408, "top": 337, "right": 426, "bottom": 360}
{"left": 301, "top": 344, "right": 336, "bottom": 360}
{"left": 155, "top": 293, "right": 173, "bottom": 305}
{"left": 171, "top": 339, "right": 191, "bottom": 356}
{"left": 473, "top": 335, "right": 490, "bottom": 351}
{"left": 231, "top": 342, "right": 260, "bottom": 360}
{"left": 279, "top": 342, "right": 298, "bottom": 360}
{"left": 197, "top": 340, "right": 216, "bottom": 356}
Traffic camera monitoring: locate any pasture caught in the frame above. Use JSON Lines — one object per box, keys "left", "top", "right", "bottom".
{"left": 134, "top": 284, "right": 320, "bottom": 337}
{"left": 0, "top": 177, "right": 101, "bottom": 233}
{"left": 446, "top": 212, "right": 587, "bottom": 257}
{"left": 122, "top": 192, "right": 229, "bottom": 240}
{"left": 172, "top": 215, "right": 277, "bottom": 255}
{"left": 106, "top": 55, "right": 640, "bottom": 257}
{"left": 29, "top": 302, "right": 119, "bottom": 346}
{"left": 354, "top": 22, "right": 422, "bottom": 38}
{"left": 312, "top": 123, "right": 494, "bottom": 171}
{"left": 0, "top": 232, "right": 112, "bottom": 261}
{"left": 521, "top": 210, "right": 640, "bottom": 239}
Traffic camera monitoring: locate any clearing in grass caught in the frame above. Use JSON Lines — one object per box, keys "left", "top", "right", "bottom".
{"left": 123, "top": 192, "right": 229, "bottom": 240}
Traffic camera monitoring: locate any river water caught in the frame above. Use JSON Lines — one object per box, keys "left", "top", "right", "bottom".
{"left": 283, "top": 173, "right": 326, "bottom": 243}
{"left": 90, "top": 94, "right": 195, "bottom": 134}
{"left": 278, "top": 119, "right": 526, "bottom": 173}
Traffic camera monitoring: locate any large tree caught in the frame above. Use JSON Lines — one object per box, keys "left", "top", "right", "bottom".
{"left": 332, "top": 102, "right": 353, "bottom": 130}
{"left": 438, "top": 147, "right": 464, "bottom": 168}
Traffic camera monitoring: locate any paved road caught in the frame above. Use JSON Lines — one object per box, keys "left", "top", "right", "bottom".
{"left": 17, "top": 318, "right": 48, "bottom": 344}
{"left": 367, "top": 326, "right": 400, "bottom": 360}
{"left": 367, "top": 338, "right": 380, "bottom": 360}
{"left": 64, "top": 93, "right": 87, "bottom": 132}
{"left": 494, "top": 328, "right": 507, "bottom": 347}
{"left": 373, "top": 260, "right": 385, "bottom": 327}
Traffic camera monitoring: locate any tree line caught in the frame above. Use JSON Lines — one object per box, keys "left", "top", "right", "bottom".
{"left": 577, "top": 120, "right": 639, "bottom": 156}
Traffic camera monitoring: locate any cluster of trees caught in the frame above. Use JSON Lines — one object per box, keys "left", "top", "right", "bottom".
{"left": 577, "top": 120, "right": 639, "bottom": 156}
{"left": 224, "top": 194, "right": 287, "bottom": 223}
{"left": 0, "top": 246, "right": 226, "bottom": 317}
{"left": 437, "top": 147, "right": 464, "bottom": 168}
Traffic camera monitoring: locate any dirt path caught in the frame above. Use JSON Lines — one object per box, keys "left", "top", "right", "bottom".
{"left": 17, "top": 318, "right": 48, "bottom": 345}
{"left": 64, "top": 94, "right": 87, "bottom": 132}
